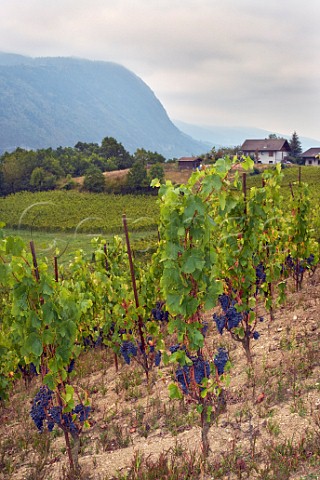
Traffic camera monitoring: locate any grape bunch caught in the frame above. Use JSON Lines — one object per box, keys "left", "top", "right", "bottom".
{"left": 169, "top": 344, "right": 186, "bottom": 354}
{"left": 67, "top": 358, "right": 75, "bottom": 374}
{"left": 201, "top": 321, "right": 209, "bottom": 337}
{"left": 191, "top": 355, "right": 210, "bottom": 385}
{"left": 31, "top": 385, "right": 91, "bottom": 435}
{"left": 213, "top": 295, "right": 242, "bottom": 335}
{"left": 213, "top": 313, "right": 226, "bottom": 335}
{"left": 174, "top": 352, "right": 210, "bottom": 393}
{"left": 175, "top": 365, "right": 190, "bottom": 394}
{"left": 120, "top": 341, "right": 138, "bottom": 364}
{"left": 219, "top": 294, "right": 231, "bottom": 313}
{"left": 214, "top": 348, "right": 229, "bottom": 375}
{"left": 145, "top": 336, "right": 162, "bottom": 367}
{"left": 154, "top": 350, "right": 162, "bottom": 367}
{"left": 30, "top": 385, "right": 53, "bottom": 432}
{"left": 151, "top": 301, "right": 169, "bottom": 322}
{"left": 255, "top": 262, "right": 266, "bottom": 289}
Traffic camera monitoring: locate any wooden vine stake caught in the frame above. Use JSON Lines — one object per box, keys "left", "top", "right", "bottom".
{"left": 103, "top": 242, "right": 118, "bottom": 372}
{"left": 54, "top": 256, "right": 59, "bottom": 282}
{"left": 30, "top": 241, "right": 40, "bottom": 282}
{"left": 122, "top": 214, "right": 149, "bottom": 380}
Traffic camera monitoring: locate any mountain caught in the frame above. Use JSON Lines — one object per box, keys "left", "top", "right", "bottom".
{"left": 174, "top": 120, "right": 320, "bottom": 152}
{"left": 0, "top": 53, "right": 207, "bottom": 158}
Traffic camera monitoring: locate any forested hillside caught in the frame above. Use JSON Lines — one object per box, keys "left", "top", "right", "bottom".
{"left": 0, "top": 53, "right": 207, "bottom": 157}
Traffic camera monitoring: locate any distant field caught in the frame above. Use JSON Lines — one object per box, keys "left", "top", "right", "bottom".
{"left": 0, "top": 165, "right": 319, "bottom": 241}
{"left": 2, "top": 227, "right": 159, "bottom": 265}
{"left": 0, "top": 190, "right": 159, "bottom": 233}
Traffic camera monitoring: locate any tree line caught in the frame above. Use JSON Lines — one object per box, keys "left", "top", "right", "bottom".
{"left": 0, "top": 137, "right": 166, "bottom": 196}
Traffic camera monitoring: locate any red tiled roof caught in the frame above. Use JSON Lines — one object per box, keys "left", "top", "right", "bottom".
{"left": 241, "top": 139, "right": 290, "bottom": 151}
{"left": 301, "top": 148, "right": 320, "bottom": 158}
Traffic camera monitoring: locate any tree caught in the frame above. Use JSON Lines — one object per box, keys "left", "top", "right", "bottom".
{"left": 99, "top": 137, "right": 133, "bottom": 169}
{"left": 148, "top": 163, "right": 165, "bottom": 184}
{"left": 289, "top": 131, "right": 303, "bottom": 163}
{"left": 267, "top": 133, "right": 283, "bottom": 139}
{"left": 30, "top": 167, "right": 56, "bottom": 191}
{"left": 127, "top": 161, "right": 149, "bottom": 191}
{"left": 133, "top": 148, "right": 166, "bottom": 165}
{"left": 83, "top": 166, "right": 105, "bottom": 193}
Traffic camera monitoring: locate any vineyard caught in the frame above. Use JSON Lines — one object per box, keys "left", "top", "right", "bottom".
{"left": 0, "top": 191, "right": 159, "bottom": 233}
{"left": 0, "top": 157, "right": 319, "bottom": 479}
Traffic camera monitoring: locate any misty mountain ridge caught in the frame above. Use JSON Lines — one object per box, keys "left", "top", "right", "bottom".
{"left": 0, "top": 52, "right": 207, "bottom": 158}
{"left": 0, "top": 53, "right": 318, "bottom": 158}
{"left": 174, "top": 121, "right": 320, "bottom": 152}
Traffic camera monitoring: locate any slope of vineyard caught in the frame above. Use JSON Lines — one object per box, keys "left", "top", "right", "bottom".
{"left": 0, "top": 272, "right": 319, "bottom": 480}
{"left": 0, "top": 160, "right": 319, "bottom": 480}
{"left": 0, "top": 190, "right": 159, "bottom": 233}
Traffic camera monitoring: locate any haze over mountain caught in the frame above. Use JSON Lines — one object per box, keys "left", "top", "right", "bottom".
{"left": 0, "top": 53, "right": 207, "bottom": 158}
{"left": 174, "top": 121, "right": 320, "bottom": 152}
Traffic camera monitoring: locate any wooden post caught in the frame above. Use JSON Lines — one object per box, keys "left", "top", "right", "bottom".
{"left": 122, "top": 214, "right": 148, "bottom": 379}
{"left": 54, "top": 256, "right": 59, "bottom": 282}
{"left": 103, "top": 243, "right": 109, "bottom": 272}
{"left": 30, "top": 241, "right": 40, "bottom": 282}
{"left": 242, "top": 173, "right": 247, "bottom": 214}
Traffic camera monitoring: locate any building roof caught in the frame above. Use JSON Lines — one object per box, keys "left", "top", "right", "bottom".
{"left": 241, "top": 139, "right": 290, "bottom": 151}
{"left": 178, "top": 156, "right": 201, "bottom": 162}
{"left": 301, "top": 147, "right": 320, "bottom": 158}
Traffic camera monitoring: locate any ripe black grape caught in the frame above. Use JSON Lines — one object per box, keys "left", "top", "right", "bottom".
{"left": 226, "top": 307, "right": 242, "bottom": 329}
{"left": 213, "top": 313, "right": 226, "bottom": 335}
{"left": 154, "top": 351, "right": 162, "bottom": 367}
{"left": 218, "top": 294, "right": 231, "bottom": 313}
{"left": 214, "top": 347, "right": 228, "bottom": 376}
{"left": 192, "top": 356, "right": 210, "bottom": 385}
{"left": 175, "top": 366, "right": 190, "bottom": 394}
{"left": 30, "top": 386, "right": 53, "bottom": 432}
{"left": 120, "top": 341, "right": 138, "bottom": 364}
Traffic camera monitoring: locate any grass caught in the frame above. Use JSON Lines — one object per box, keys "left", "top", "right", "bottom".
{"left": 2, "top": 227, "right": 159, "bottom": 265}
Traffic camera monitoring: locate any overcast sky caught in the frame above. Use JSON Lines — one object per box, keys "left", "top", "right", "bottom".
{"left": 1, "top": 0, "right": 320, "bottom": 139}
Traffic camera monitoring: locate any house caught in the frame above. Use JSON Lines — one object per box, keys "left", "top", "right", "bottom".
{"left": 241, "top": 139, "right": 291, "bottom": 164}
{"left": 301, "top": 148, "right": 320, "bottom": 166}
{"left": 178, "top": 156, "right": 202, "bottom": 170}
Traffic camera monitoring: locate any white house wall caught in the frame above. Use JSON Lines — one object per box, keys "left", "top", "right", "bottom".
{"left": 249, "top": 150, "right": 286, "bottom": 164}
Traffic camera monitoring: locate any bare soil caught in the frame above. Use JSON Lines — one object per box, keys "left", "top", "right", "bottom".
{"left": 0, "top": 271, "right": 319, "bottom": 480}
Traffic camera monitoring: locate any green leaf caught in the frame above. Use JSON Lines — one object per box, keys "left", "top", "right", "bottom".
{"left": 219, "top": 191, "right": 226, "bottom": 211}
{"left": 168, "top": 383, "right": 183, "bottom": 400}
{"left": 42, "top": 302, "right": 54, "bottom": 325}
{"left": 5, "top": 236, "right": 25, "bottom": 256}
{"left": 181, "top": 251, "right": 205, "bottom": 274}
{"left": 25, "top": 332, "right": 43, "bottom": 357}
{"left": 241, "top": 156, "right": 254, "bottom": 170}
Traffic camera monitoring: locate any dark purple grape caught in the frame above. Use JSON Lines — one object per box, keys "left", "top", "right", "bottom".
{"left": 192, "top": 356, "right": 210, "bottom": 385}
{"left": 154, "top": 351, "right": 161, "bottom": 367}
{"left": 120, "top": 341, "right": 138, "bottom": 364}
{"left": 214, "top": 348, "right": 228, "bottom": 376}
{"left": 213, "top": 313, "right": 226, "bottom": 335}
{"left": 219, "top": 294, "right": 231, "bottom": 313}
{"left": 175, "top": 365, "right": 190, "bottom": 394}
{"left": 226, "top": 307, "right": 242, "bottom": 329}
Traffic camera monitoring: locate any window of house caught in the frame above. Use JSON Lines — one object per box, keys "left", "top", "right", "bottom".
{"left": 269, "top": 160, "right": 273, "bottom": 164}
{"left": 268, "top": 151, "right": 273, "bottom": 157}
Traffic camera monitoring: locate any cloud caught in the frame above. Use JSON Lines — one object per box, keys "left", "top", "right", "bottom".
{"left": 0, "top": 0, "right": 319, "bottom": 138}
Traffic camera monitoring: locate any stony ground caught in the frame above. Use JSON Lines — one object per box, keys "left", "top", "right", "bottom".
{"left": 0, "top": 271, "right": 319, "bottom": 480}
